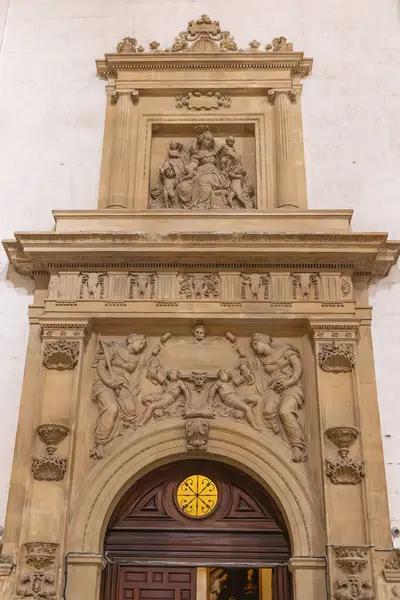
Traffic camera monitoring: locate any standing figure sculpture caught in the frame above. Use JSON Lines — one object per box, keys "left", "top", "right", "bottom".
{"left": 91, "top": 333, "right": 148, "bottom": 458}
{"left": 250, "top": 333, "right": 307, "bottom": 462}
{"left": 208, "top": 369, "right": 260, "bottom": 430}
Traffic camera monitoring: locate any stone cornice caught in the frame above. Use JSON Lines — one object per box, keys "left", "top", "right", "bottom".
{"left": 96, "top": 51, "right": 313, "bottom": 81}
{"left": 3, "top": 231, "right": 399, "bottom": 281}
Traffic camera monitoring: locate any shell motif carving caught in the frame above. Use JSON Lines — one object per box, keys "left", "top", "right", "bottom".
{"left": 42, "top": 340, "right": 79, "bottom": 370}
{"left": 318, "top": 341, "right": 355, "bottom": 373}
{"left": 31, "top": 456, "right": 67, "bottom": 482}
{"left": 325, "top": 426, "right": 365, "bottom": 485}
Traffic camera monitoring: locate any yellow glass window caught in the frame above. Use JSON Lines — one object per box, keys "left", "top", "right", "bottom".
{"left": 176, "top": 474, "right": 218, "bottom": 518}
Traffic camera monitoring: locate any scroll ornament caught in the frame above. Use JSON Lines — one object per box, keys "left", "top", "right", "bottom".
{"left": 318, "top": 341, "right": 356, "bottom": 373}
{"left": 325, "top": 426, "right": 365, "bottom": 484}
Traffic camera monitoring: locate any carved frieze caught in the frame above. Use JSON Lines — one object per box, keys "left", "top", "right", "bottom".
{"left": 318, "top": 341, "right": 356, "bottom": 373}
{"left": 42, "top": 340, "right": 79, "bottom": 370}
{"left": 24, "top": 542, "right": 58, "bottom": 570}
{"left": 149, "top": 129, "right": 256, "bottom": 209}
{"left": 16, "top": 572, "right": 56, "bottom": 599}
{"left": 325, "top": 426, "right": 365, "bottom": 484}
{"left": 176, "top": 91, "right": 232, "bottom": 110}
{"left": 45, "top": 270, "right": 354, "bottom": 304}
{"left": 90, "top": 328, "right": 307, "bottom": 463}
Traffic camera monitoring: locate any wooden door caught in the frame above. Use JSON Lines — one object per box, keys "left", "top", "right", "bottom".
{"left": 117, "top": 566, "right": 197, "bottom": 600}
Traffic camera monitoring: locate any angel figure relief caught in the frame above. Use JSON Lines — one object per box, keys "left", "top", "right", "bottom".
{"left": 139, "top": 365, "right": 192, "bottom": 425}
{"left": 250, "top": 333, "right": 307, "bottom": 463}
{"left": 91, "top": 333, "right": 149, "bottom": 458}
{"left": 149, "top": 129, "right": 255, "bottom": 209}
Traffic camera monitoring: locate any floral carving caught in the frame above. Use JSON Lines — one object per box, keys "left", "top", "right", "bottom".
{"left": 42, "top": 340, "right": 79, "bottom": 370}
{"left": 116, "top": 37, "right": 144, "bottom": 53}
{"left": 266, "top": 36, "right": 293, "bottom": 52}
{"left": 178, "top": 274, "right": 220, "bottom": 299}
{"left": 385, "top": 549, "right": 400, "bottom": 570}
{"left": 175, "top": 91, "right": 232, "bottom": 110}
{"left": 334, "top": 547, "right": 369, "bottom": 575}
{"left": 31, "top": 456, "right": 67, "bottom": 482}
{"left": 325, "top": 426, "right": 365, "bottom": 484}
{"left": 24, "top": 542, "right": 58, "bottom": 570}
{"left": 17, "top": 572, "right": 56, "bottom": 599}
{"left": 318, "top": 341, "right": 356, "bottom": 373}
{"left": 36, "top": 424, "right": 69, "bottom": 454}
{"left": 149, "top": 130, "right": 255, "bottom": 209}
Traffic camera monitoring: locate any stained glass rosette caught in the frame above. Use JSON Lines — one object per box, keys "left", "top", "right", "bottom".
{"left": 176, "top": 474, "right": 218, "bottom": 518}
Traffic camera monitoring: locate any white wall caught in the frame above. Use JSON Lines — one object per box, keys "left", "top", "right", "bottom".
{"left": 0, "top": 0, "right": 400, "bottom": 534}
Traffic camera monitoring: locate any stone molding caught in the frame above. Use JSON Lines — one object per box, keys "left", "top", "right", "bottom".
{"left": 66, "top": 553, "right": 107, "bottom": 569}
{"left": 288, "top": 557, "right": 326, "bottom": 571}
{"left": 39, "top": 317, "right": 91, "bottom": 341}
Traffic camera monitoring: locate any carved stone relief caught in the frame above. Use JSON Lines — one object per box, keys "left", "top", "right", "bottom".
{"left": 42, "top": 341, "right": 79, "bottom": 370}
{"left": 116, "top": 15, "right": 295, "bottom": 54}
{"left": 90, "top": 327, "right": 307, "bottom": 463}
{"left": 176, "top": 91, "right": 232, "bottom": 110}
{"left": 149, "top": 129, "right": 256, "bottom": 209}
{"left": 383, "top": 549, "right": 400, "bottom": 582}
{"left": 391, "top": 586, "right": 400, "bottom": 599}
{"left": 16, "top": 572, "right": 56, "bottom": 599}
{"left": 178, "top": 273, "right": 220, "bottom": 299}
{"left": 333, "top": 547, "right": 375, "bottom": 599}
{"left": 31, "top": 424, "right": 69, "bottom": 481}
{"left": 319, "top": 342, "right": 356, "bottom": 373}
{"left": 46, "top": 270, "right": 354, "bottom": 303}
{"left": 325, "top": 426, "right": 365, "bottom": 484}
{"left": 24, "top": 542, "right": 58, "bottom": 570}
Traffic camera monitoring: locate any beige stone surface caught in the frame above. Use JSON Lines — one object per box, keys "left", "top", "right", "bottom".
{"left": 0, "top": 14, "right": 399, "bottom": 600}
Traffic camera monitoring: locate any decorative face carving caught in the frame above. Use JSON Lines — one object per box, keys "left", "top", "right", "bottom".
{"left": 192, "top": 323, "right": 207, "bottom": 341}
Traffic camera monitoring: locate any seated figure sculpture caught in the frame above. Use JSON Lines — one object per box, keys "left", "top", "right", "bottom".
{"left": 149, "top": 130, "right": 256, "bottom": 209}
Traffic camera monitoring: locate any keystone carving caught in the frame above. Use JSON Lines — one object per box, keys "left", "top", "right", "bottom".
{"left": 31, "top": 456, "right": 67, "bottom": 482}
{"left": 36, "top": 424, "right": 69, "bottom": 454}
{"left": 318, "top": 341, "right": 356, "bottom": 373}
{"left": 183, "top": 408, "right": 215, "bottom": 451}
{"left": 176, "top": 91, "right": 232, "bottom": 110}
{"left": 325, "top": 426, "right": 365, "bottom": 484}
{"left": 16, "top": 572, "right": 56, "bottom": 599}
{"left": 24, "top": 542, "right": 58, "bottom": 570}
{"left": 42, "top": 340, "right": 79, "bottom": 370}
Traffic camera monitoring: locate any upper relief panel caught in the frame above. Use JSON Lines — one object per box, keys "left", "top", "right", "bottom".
{"left": 96, "top": 15, "right": 313, "bottom": 211}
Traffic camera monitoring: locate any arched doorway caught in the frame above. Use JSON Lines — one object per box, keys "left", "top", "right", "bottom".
{"left": 102, "top": 460, "right": 292, "bottom": 600}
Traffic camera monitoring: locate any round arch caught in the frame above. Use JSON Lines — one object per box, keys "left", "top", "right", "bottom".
{"left": 67, "top": 421, "right": 323, "bottom": 558}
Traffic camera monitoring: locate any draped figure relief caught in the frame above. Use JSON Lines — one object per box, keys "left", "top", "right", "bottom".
{"left": 149, "top": 129, "right": 256, "bottom": 209}
{"left": 90, "top": 327, "right": 307, "bottom": 462}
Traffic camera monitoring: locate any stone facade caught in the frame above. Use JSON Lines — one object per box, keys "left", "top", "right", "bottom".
{"left": 1, "top": 6, "right": 400, "bottom": 600}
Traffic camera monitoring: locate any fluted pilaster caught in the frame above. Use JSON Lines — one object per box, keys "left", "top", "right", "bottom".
{"left": 268, "top": 89, "right": 298, "bottom": 208}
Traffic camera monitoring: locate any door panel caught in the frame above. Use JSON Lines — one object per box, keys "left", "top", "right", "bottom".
{"left": 118, "top": 567, "right": 197, "bottom": 600}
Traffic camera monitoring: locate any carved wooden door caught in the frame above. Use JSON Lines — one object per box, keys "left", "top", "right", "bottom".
{"left": 115, "top": 566, "right": 196, "bottom": 600}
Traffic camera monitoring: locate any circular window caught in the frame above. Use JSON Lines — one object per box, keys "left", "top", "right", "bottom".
{"left": 176, "top": 474, "right": 218, "bottom": 518}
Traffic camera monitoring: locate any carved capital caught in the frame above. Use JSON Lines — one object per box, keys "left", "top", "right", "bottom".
{"left": 31, "top": 456, "right": 67, "bottom": 482}
{"left": 310, "top": 321, "right": 359, "bottom": 342}
{"left": 318, "top": 341, "right": 356, "bottom": 372}
{"left": 42, "top": 341, "right": 79, "bottom": 370}
{"left": 24, "top": 542, "right": 58, "bottom": 570}
{"left": 383, "top": 550, "right": 400, "bottom": 582}
{"left": 110, "top": 90, "right": 139, "bottom": 106}
{"left": 40, "top": 318, "right": 91, "bottom": 341}
{"left": 267, "top": 89, "right": 297, "bottom": 104}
